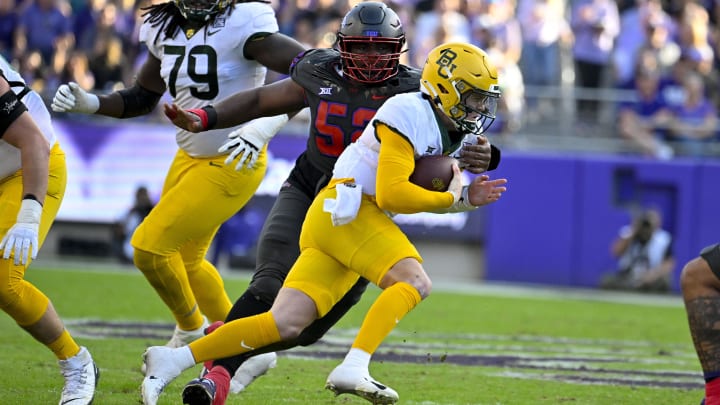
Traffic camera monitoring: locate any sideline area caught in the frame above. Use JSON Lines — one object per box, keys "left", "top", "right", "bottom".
{"left": 33, "top": 253, "right": 683, "bottom": 309}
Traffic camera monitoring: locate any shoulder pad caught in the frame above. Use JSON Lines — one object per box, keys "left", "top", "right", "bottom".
{"left": 390, "top": 64, "right": 422, "bottom": 92}
{"left": 225, "top": 2, "right": 276, "bottom": 30}
{"left": 291, "top": 48, "right": 342, "bottom": 88}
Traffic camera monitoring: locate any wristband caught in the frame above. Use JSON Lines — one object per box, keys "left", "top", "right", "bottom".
{"left": 488, "top": 145, "right": 501, "bottom": 171}
{"left": 187, "top": 108, "right": 208, "bottom": 129}
{"left": 203, "top": 106, "right": 217, "bottom": 129}
{"left": 186, "top": 106, "right": 217, "bottom": 130}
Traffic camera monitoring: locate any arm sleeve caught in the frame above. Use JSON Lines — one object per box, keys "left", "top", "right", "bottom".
{"left": 375, "top": 122, "right": 454, "bottom": 214}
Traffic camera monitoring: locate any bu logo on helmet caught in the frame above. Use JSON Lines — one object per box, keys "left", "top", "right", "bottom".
{"left": 436, "top": 49, "right": 457, "bottom": 79}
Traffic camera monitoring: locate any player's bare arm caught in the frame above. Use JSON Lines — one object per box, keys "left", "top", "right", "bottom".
{"left": 244, "top": 32, "right": 306, "bottom": 75}
{"left": 0, "top": 79, "right": 49, "bottom": 203}
{"left": 164, "top": 78, "right": 306, "bottom": 132}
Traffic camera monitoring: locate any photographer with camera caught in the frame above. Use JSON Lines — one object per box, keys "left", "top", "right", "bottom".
{"left": 600, "top": 209, "right": 675, "bottom": 293}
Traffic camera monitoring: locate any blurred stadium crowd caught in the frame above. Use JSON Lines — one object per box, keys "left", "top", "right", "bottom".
{"left": 2, "top": 0, "right": 720, "bottom": 157}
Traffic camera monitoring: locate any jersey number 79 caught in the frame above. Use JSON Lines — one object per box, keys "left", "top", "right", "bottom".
{"left": 164, "top": 45, "right": 219, "bottom": 100}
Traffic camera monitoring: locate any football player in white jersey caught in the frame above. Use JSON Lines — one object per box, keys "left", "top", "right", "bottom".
{"left": 0, "top": 56, "right": 98, "bottom": 404}
{"left": 50, "top": 0, "right": 306, "bottom": 389}
{"left": 138, "top": 41, "right": 508, "bottom": 405}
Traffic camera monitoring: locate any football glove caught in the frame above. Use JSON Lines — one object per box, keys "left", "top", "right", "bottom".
{"left": 51, "top": 82, "right": 100, "bottom": 114}
{"left": 0, "top": 199, "right": 43, "bottom": 265}
{"left": 218, "top": 114, "right": 289, "bottom": 170}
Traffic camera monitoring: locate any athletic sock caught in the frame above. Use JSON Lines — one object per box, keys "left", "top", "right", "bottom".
{"left": 352, "top": 282, "right": 421, "bottom": 354}
{"left": 190, "top": 312, "right": 281, "bottom": 362}
{"left": 341, "top": 348, "right": 372, "bottom": 370}
{"left": 48, "top": 329, "right": 81, "bottom": 360}
{"left": 706, "top": 376, "right": 720, "bottom": 405}
{"left": 206, "top": 366, "right": 231, "bottom": 405}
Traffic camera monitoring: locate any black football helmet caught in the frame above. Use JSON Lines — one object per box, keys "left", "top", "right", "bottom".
{"left": 175, "top": 0, "right": 228, "bottom": 22}
{"left": 337, "top": 1, "right": 406, "bottom": 84}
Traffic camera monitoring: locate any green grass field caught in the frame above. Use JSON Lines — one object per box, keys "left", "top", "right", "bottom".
{"left": 0, "top": 266, "right": 704, "bottom": 404}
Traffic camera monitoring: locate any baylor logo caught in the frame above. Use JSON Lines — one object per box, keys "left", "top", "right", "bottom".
{"left": 436, "top": 49, "right": 457, "bottom": 79}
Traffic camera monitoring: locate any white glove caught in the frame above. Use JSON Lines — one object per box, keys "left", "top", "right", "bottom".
{"left": 0, "top": 199, "right": 42, "bottom": 265}
{"left": 218, "top": 114, "right": 289, "bottom": 170}
{"left": 51, "top": 82, "right": 100, "bottom": 114}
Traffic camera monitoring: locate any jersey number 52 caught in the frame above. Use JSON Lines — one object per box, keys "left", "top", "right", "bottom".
{"left": 314, "top": 100, "right": 375, "bottom": 157}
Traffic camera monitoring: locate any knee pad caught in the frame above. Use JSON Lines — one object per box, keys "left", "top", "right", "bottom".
{"left": 247, "top": 271, "right": 285, "bottom": 306}
{"left": 701, "top": 244, "right": 720, "bottom": 280}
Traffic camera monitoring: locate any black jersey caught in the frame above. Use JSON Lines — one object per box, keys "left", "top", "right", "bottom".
{"left": 290, "top": 48, "right": 420, "bottom": 176}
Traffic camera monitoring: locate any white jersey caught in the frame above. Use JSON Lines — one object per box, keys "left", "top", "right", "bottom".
{"left": 139, "top": 2, "right": 279, "bottom": 157}
{"left": 0, "top": 56, "right": 56, "bottom": 180}
{"left": 333, "top": 92, "right": 453, "bottom": 196}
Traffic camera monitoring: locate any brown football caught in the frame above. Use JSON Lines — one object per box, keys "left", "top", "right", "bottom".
{"left": 409, "top": 155, "right": 458, "bottom": 192}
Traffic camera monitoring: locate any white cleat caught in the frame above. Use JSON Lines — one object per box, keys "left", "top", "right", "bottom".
{"left": 58, "top": 346, "right": 99, "bottom": 405}
{"left": 141, "top": 317, "right": 208, "bottom": 375}
{"left": 325, "top": 364, "right": 399, "bottom": 405}
{"left": 141, "top": 346, "right": 186, "bottom": 405}
{"left": 229, "top": 352, "right": 278, "bottom": 394}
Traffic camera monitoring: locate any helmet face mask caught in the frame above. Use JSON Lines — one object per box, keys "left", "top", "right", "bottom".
{"left": 175, "top": 0, "right": 227, "bottom": 22}
{"left": 420, "top": 43, "right": 501, "bottom": 134}
{"left": 337, "top": 1, "right": 406, "bottom": 84}
{"left": 450, "top": 85, "right": 499, "bottom": 134}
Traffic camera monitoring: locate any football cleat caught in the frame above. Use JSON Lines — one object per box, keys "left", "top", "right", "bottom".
{"left": 182, "top": 377, "right": 216, "bottom": 405}
{"left": 58, "top": 346, "right": 99, "bottom": 405}
{"left": 183, "top": 366, "right": 231, "bottom": 405}
{"left": 141, "top": 346, "right": 186, "bottom": 405}
{"left": 325, "top": 364, "right": 399, "bottom": 404}
{"left": 229, "top": 352, "right": 278, "bottom": 394}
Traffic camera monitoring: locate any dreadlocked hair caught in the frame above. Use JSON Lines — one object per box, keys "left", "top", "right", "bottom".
{"left": 141, "top": 0, "right": 271, "bottom": 44}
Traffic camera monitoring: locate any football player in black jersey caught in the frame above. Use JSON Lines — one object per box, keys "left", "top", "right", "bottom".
{"left": 164, "top": 3, "right": 499, "bottom": 404}
{"left": 682, "top": 244, "right": 720, "bottom": 405}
